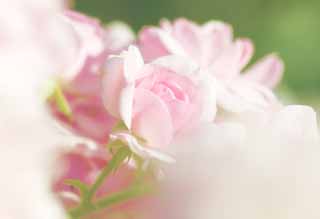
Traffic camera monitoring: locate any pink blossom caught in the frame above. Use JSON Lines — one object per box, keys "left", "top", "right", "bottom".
{"left": 61, "top": 11, "right": 134, "bottom": 93}
{"left": 51, "top": 92, "right": 117, "bottom": 144}
{"left": 138, "top": 18, "right": 284, "bottom": 113}
{"left": 102, "top": 46, "right": 216, "bottom": 151}
{"left": 50, "top": 11, "right": 134, "bottom": 144}
{"left": 0, "top": 0, "right": 81, "bottom": 219}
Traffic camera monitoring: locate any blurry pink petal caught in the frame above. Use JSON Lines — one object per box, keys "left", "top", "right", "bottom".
{"left": 243, "top": 54, "right": 284, "bottom": 88}
{"left": 104, "top": 22, "right": 135, "bottom": 53}
{"left": 156, "top": 30, "right": 187, "bottom": 57}
{"left": 132, "top": 88, "right": 174, "bottom": 148}
{"left": 119, "top": 84, "right": 135, "bottom": 129}
{"left": 62, "top": 10, "right": 105, "bottom": 81}
{"left": 216, "top": 79, "right": 279, "bottom": 113}
{"left": 138, "top": 28, "right": 171, "bottom": 62}
{"left": 201, "top": 21, "right": 233, "bottom": 65}
{"left": 102, "top": 56, "right": 125, "bottom": 117}
{"left": 211, "top": 38, "right": 254, "bottom": 81}
{"left": 153, "top": 55, "right": 199, "bottom": 77}
{"left": 170, "top": 18, "right": 202, "bottom": 63}
{"left": 65, "top": 55, "right": 103, "bottom": 96}
{"left": 51, "top": 94, "right": 117, "bottom": 144}
{"left": 123, "top": 46, "right": 144, "bottom": 82}
{"left": 197, "top": 71, "right": 217, "bottom": 122}
{"left": 119, "top": 46, "right": 144, "bottom": 129}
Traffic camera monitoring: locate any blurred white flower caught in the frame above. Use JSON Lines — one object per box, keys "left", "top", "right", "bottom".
{"left": 158, "top": 105, "right": 320, "bottom": 219}
{"left": 0, "top": 0, "right": 78, "bottom": 218}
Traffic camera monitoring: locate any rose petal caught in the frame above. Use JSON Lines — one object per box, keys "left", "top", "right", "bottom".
{"left": 132, "top": 88, "right": 174, "bottom": 148}
{"left": 171, "top": 18, "right": 202, "bottom": 63}
{"left": 216, "top": 79, "right": 279, "bottom": 113}
{"left": 138, "top": 27, "right": 171, "bottom": 62}
{"left": 102, "top": 56, "right": 125, "bottom": 117}
{"left": 243, "top": 54, "right": 284, "bottom": 88}
{"left": 123, "top": 45, "right": 144, "bottom": 83}
{"left": 211, "top": 38, "right": 254, "bottom": 81}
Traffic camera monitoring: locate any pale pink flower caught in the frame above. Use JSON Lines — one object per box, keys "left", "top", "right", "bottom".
{"left": 138, "top": 18, "right": 284, "bottom": 113}
{"left": 0, "top": 0, "right": 80, "bottom": 218}
{"left": 51, "top": 11, "right": 134, "bottom": 144}
{"left": 61, "top": 11, "right": 134, "bottom": 94}
{"left": 102, "top": 46, "right": 216, "bottom": 155}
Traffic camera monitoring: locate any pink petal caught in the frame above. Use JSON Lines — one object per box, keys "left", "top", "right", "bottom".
{"left": 216, "top": 79, "right": 279, "bottom": 113}
{"left": 132, "top": 88, "right": 174, "bottom": 148}
{"left": 63, "top": 10, "right": 105, "bottom": 81}
{"left": 171, "top": 18, "right": 202, "bottom": 63}
{"left": 51, "top": 94, "right": 116, "bottom": 144}
{"left": 153, "top": 55, "right": 198, "bottom": 77}
{"left": 138, "top": 27, "right": 171, "bottom": 62}
{"left": 102, "top": 56, "right": 125, "bottom": 118}
{"left": 243, "top": 54, "right": 284, "bottom": 88}
{"left": 201, "top": 21, "right": 233, "bottom": 65}
{"left": 119, "top": 84, "right": 135, "bottom": 129}
{"left": 104, "top": 22, "right": 135, "bottom": 53}
{"left": 211, "top": 38, "right": 254, "bottom": 81}
{"left": 123, "top": 46, "right": 144, "bottom": 83}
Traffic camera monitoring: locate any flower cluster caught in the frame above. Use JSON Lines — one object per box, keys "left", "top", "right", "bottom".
{"left": 51, "top": 11, "right": 284, "bottom": 158}
{"left": 2, "top": 1, "right": 319, "bottom": 218}
{"left": 45, "top": 9, "right": 303, "bottom": 218}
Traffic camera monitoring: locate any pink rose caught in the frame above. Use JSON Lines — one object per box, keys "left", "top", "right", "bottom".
{"left": 102, "top": 46, "right": 216, "bottom": 151}
{"left": 138, "top": 18, "right": 284, "bottom": 113}
{"left": 138, "top": 18, "right": 284, "bottom": 88}
{"left": 50, "top": 11, "right": 134, "bottom": 144}
{"left": 62, "top": 10, "right": 134, "bottom": 95}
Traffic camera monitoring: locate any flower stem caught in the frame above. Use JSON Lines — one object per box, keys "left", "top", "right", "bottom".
{"left": 69, "top": 183, "right": 152, "bottom": 218}
{"left": 68, "top": 147, "right": 132, "bottom": 218}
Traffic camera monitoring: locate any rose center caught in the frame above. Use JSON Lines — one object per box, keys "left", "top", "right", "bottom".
{"left": 151, "top": 81, "right": 189, "bottom": 103}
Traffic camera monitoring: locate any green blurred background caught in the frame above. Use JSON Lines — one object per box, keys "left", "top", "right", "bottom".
{"left": 75, "top": 0, "right": 320, "bottom": 108}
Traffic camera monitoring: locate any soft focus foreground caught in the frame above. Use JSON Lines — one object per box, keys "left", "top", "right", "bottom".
{"left": 0, "top": 0, "right": 77, "bottom": 218}
{"left": 0, "top": 1, "right": 320, "bottom": 219}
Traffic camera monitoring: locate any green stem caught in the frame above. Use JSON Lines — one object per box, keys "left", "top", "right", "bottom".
{"left": 51, "top": 83, "right": 72, "bottom": 118}
{"left": 87, "top": 147, "right": 131, "bottom": 200}
{"left": 69, "top": 183, "right": 151, "bottom": 218}
{"left": 68, "top": 147, "right": 131, "bottom": 218}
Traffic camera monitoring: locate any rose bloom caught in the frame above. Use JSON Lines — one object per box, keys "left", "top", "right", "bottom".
{"left": 51, "top": 11, "right": 135, "bottom": 144}
{"left": 138, "top": 18, "right": 284, "bottom": 113}
{"left": 102, "top": 46, "right": 216, "bottom": 157}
